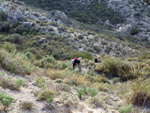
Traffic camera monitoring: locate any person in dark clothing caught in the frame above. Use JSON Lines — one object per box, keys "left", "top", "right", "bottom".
{"left": 73, "top": 59, "right": 80, "bottom": 70}
{"left": 94, "top": 58, "right": 98, "bottom": 63}
{"left": 70, "top": 58, "right": 81, "bottom": 72}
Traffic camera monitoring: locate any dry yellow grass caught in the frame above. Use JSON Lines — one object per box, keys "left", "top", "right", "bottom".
{"left": 46, "top": 69, "right": 65, "bottom": 80}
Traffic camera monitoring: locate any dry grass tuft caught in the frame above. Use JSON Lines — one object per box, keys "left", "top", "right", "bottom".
{"left": 46, "top": 69, "right": 65, "bottom": 80}
{"left": 20, "top": 101, "right": 33, "bottom": 110}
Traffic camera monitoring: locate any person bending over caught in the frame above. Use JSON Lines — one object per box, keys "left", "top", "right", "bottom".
{"left": 70, "top": 58, "right": 81, "bottom": 72}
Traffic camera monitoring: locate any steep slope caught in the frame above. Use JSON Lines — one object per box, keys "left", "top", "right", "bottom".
{"left": 16, "top": 0, "right": 150, "bottom": 40}
{"left": 16, "top": 0, "right": 124, "bottom": 25}
{"left": 0, "top": 0, "right": 149, "bottom": 60}
{"left": 0, "top": 68, "right": 122, "bottom": 113}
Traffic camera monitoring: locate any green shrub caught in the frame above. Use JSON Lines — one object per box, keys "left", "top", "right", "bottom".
{"left": 26, "top": 48, "right": 37, "bottom": 54}
{"left": 56, "top": 84, "right": 71, "bottom": 92}
{"left": 5, "top": 34, "right": 24, "bottom": 44}
{"left": 35, "top": 77, "right": 45, "bottom": 88}
{"left": 37, "top": 90, "right": 55, "bottom": 103}
{"left": 25, "top": 52, "right": 32, "bottom": 59}
{"left": 36, "top": 54, "right": 43, "bottom": 60}
{"left": 61, "top": 62, "right": 68, "bottom": 69}
{"left": 2, "top": 42, "right": 16, "bottom": 52}
{"left": 119, "top": 105, "right": 132, "bottom": 113}
{"left": 89, "top": 88, "right": 98, "bottom": 97}
{"left": 86, "top": 76, "right": 110, "bottom": 84}
{"left": 41, "top": 56, "right": 55, "bottom": 67}
{"left": 15, "top": 79, "right": 24, "bottom": 87}
{"left": 77, "top": 88, "right": 84, "bottom": 99}
{"left": 0, "top": 49, "right": 33, "bottom": 74}
{"left": 78, "top": 35, "right": 84, "bottom": 40}
{"left": 45, "top": 56, "right": 55, "bottom": 63}
{"left": 0, "top": 75, "right": 24, "bottom": 90}
{"left": 130, "top": 29, "right": 139, "bottom": 35}
{"left": 95, "top": 56, "right": 131, "bottom": 80}
{"left": 0, "top": 10, "right": 7, "bottom": 21}
{"left": 0, "top": 92, "right": 14, "bottom": 107}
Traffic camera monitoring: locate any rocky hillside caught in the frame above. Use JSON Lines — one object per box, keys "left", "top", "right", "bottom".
{"left": 0, "top": 0, "right": 149, "bottom": 60}
{"left": 17, "top": 0, "right": 150, "bottom": 40}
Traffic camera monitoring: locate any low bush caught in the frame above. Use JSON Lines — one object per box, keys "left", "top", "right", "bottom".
{"left": 37, "top": 89, "right": 55, "bottom": 103}
{"left": 59, "top": 92, "right": 79, "bottom": 107}
{"left": 78, "top": 35, "right": 84, "bottom": 40}
{"left": 0, "top": 75, "right": 24, "bottom": 91}
{"left": 86, "top": 75, "right": 110, "bottom": 84}
{"left": 4, "top": 34, "right": 24, "bottom": 44}
{"left": 118, "top": 104, "right": 132, "bottom": 113}
{"left": 2, "top": 42, "right": 16, "bottom": 52}
{"left": 89, "top": 88, "right": 98, "bottom": 97}
{"left": 15, "top": 79, "right": 24, "bottom": 88}
{"left": 130, "top": 29, "right": 139, "bottom": 35}
{"left": 41, "top": 56, "right": 55, "bottom": 67}
{"left": 92, "top": 83, "right": 109, "bottom": 92}
{"left": 0, "top": 10, "right": 7, "bottom": 21}
{"left": 54, "top": 79, "right": 63, "bottom": 83}
{"left": 128, "top": 78, "right": 150, "bottom": 108}
{"left": 61, "top": 62, "right": 68, "bottom": 69}
{"left": 25, "top": 52, "right": 33, "bottom": 59}
{"left": 95, "top": 56, "right": 131, "bottom": 80}
{"left": 0, "top": 92, "right": 14, "bottom": 107}
{"left": 77, "top": 86, "right": 98, "bottom": 99}
{"left": 71, "top": 74, "right": 88, "bottom": 86}
{"left": 55, "top": 83, "right": 71, "bottom": 92}
{"left": 35, "top": 77, "right": 45, "bottom": 88}
{"left": 86, "top": 96, "right": 106, "bottom": 108}
{"left": 20, "top": 101, "right": 33, "bottom": 110}
{"left": 0, "top": 49, "right": 34, "bottom": 74}
{"left": 47, "top": 70, "right": 65, "bottom": 80}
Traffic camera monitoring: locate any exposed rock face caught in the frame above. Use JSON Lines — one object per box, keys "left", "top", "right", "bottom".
{"left": 51, "top": 10, "right": 67, "bottom": 21}
{"left": 105, "top": 0, "right": 150, "bottom": 39}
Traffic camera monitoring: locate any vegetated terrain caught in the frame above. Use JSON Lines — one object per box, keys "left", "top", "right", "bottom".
{"left": 0, "top": 0, "right": 150, "bottom": 113}
{"left": 18, "top": 0, "right": 124, "bottom": 25}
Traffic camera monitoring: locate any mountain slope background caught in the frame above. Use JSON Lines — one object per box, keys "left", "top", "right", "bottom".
{"left": 1, "top": 0, "right": 150, "bottom": 113}
{"left": 1, "top": 0, "right": 150, "bottom": 60}
{"left": 18, "top": 0, "right": 150, "bottom": 40}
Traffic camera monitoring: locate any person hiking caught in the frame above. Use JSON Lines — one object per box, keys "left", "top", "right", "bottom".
{"left": 94, "top": 58, "right": 98, "bottom": 63}
{"left": 70, "top": 57, "right": 81, "bottom": 72}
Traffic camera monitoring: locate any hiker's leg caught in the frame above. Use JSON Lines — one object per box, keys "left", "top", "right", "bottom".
{"left": 73, "top": 63, "right": 76, "bottom": 70}
{"left": 78, "top": 63, "right": 81, "bottom": 72}
{"left": 94, "top": 63, "right": 96, "bottom": 71}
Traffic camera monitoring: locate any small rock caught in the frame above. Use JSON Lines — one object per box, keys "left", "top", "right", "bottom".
{"left": 38, "top": 38, "right": 46, "bottom": 44}
{"left": 42, "top": 103, "right": 56, "bottom": 110}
